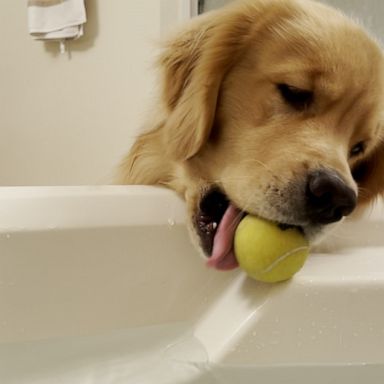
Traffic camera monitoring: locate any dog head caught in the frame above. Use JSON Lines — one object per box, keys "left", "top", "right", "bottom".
{"left": 121, "top": 0, "right": 384, "bottom": 269}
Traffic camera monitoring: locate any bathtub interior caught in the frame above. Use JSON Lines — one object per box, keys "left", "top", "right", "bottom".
{"left": 0, "top": 186, "right": 384, "bottom": 384}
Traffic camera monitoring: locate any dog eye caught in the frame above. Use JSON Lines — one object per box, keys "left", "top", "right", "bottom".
{"left": 277, "top": 83, "right": 313, "bottom": 110}
{"left": 350, "top": 141, "right": 365, "bottom": 158}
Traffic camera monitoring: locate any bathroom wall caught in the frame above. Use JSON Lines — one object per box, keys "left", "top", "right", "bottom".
{"left": 0, "top": 0, "right": 183, "bottom": 185}
{"left": 1, "top": 0, "right": 382, "bottom": 185}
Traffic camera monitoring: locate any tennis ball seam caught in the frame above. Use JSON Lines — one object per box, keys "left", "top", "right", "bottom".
{"left": 261, "top": 246, "right": 310, "bottom": 274}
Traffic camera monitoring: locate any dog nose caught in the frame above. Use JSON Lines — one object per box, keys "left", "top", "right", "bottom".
{"left": 306, "top": 170, "right": 357, "bottom": 224}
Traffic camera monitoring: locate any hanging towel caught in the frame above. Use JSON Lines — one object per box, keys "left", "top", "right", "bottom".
{"left": 28, "top": 0, "right": 86, "bottom": 41}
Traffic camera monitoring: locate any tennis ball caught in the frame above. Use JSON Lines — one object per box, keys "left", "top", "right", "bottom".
{"left": 234, "top": 215, "right": 309, "bottom": 283}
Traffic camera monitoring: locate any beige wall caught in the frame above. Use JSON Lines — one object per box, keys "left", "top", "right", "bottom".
{"left": 0, "top": 0, "right": 167, "bottom": 185}
{"left": 4, "top": 0, "right": 381, "bottom": 186}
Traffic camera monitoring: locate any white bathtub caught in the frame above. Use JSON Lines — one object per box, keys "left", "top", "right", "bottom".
{"left": 0, "top": 186, "right": 383, "bottom": 383}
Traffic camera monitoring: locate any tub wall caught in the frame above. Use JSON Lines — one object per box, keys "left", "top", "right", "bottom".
{"left": 0, "top": 0, "right": 184, "bottom": 186}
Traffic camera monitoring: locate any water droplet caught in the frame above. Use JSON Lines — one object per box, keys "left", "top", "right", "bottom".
{"left": 167, "top": 218, "right": 175, "bottom": 226}
{"left": 5, "top": 234, "right": 11, "bottom": 239}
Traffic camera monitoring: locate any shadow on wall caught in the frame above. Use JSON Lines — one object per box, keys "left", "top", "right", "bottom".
{"left": 43, "top": 0, "right": 99, "bottom": 56}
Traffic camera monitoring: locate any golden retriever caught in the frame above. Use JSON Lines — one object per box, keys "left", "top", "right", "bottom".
{"left": 119, "top": 0, "right": 384, "bottom": 270}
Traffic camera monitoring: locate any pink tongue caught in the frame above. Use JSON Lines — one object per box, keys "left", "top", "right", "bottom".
{"left": 206, "top": 204, "right": 242, "bottom": 271}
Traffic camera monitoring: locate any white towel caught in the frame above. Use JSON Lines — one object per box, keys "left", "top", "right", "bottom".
{"left": 28, "top": 0, "right": 86, "bottom": 41}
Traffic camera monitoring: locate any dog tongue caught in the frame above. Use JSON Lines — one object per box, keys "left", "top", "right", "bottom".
{"left": 206, "top": 204, "right": 242, "bottom": 271}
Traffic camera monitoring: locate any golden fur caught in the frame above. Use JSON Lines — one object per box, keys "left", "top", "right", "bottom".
{"left": 119, "top": 0, "right": 384, "bottom": 254}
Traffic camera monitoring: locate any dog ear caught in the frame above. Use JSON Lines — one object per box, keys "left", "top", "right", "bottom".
{"left": 159, "top": 5, "right": 258, "bottom": 160}
{"left": 353, "top": 139, "right": 384, "bottom": 205}
{"left": 118, "top": 6, "right": 257, "bottom": 185}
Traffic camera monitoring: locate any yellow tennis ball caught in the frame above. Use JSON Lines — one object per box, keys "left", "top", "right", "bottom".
{"left": 234, "top": 215, "right": 309, "bottom": 283}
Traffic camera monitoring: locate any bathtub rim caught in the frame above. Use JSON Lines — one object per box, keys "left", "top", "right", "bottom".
{"left": 0, "top": 185, "right": 186, "bottom": 231}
